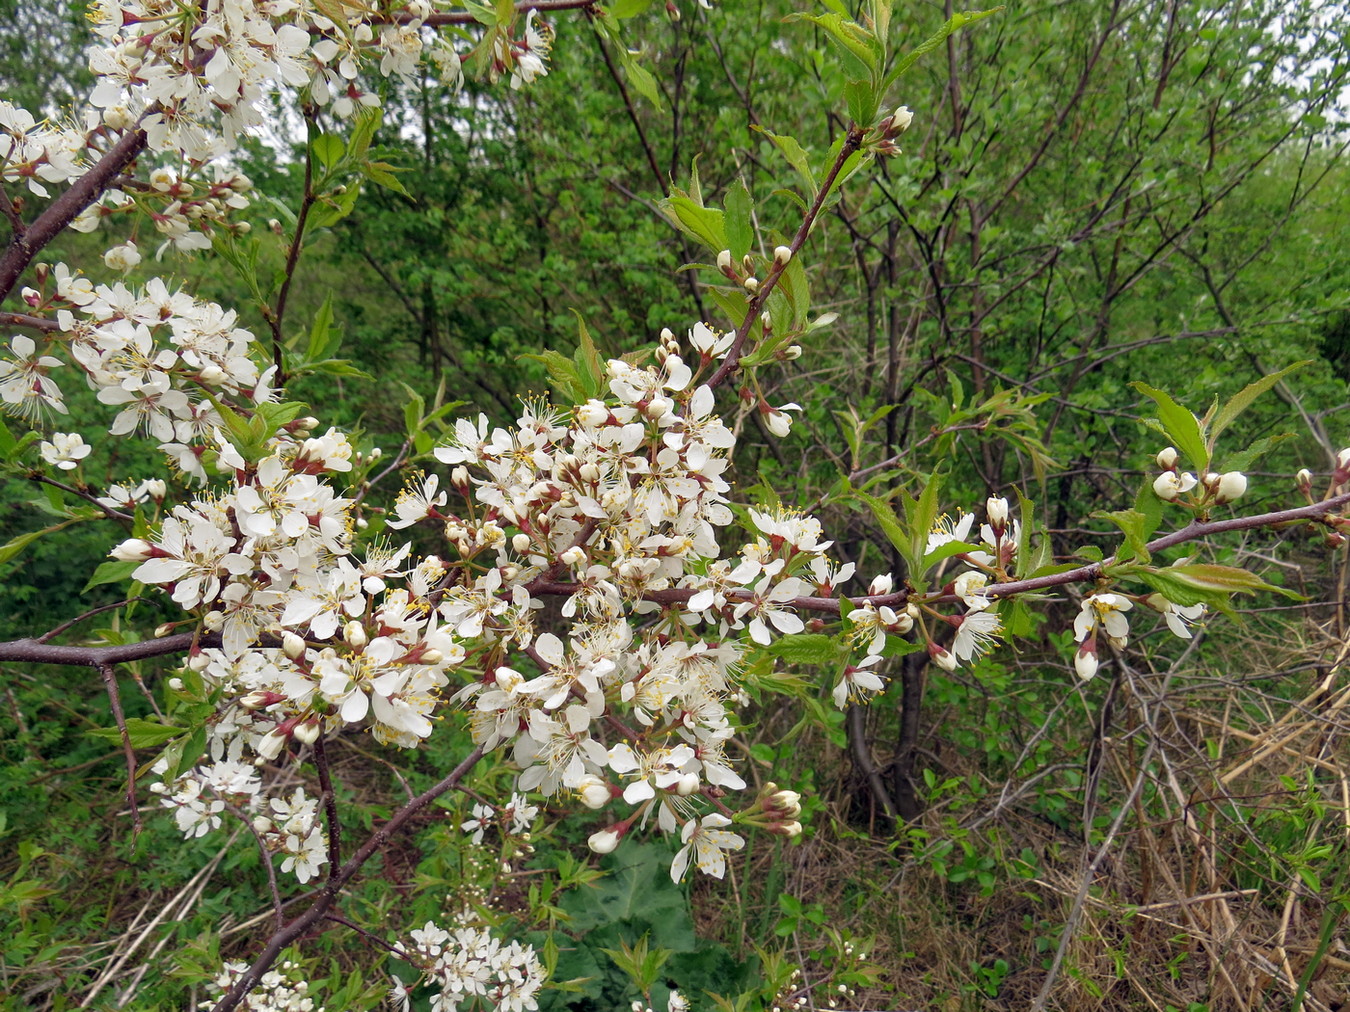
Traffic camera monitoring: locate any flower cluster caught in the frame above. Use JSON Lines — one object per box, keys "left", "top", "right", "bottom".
{"left": 398, "top": 921, "right": 545, "bottom": 1012}
{"left": 203, "top": 959, "right": 323, "bottom": 1012}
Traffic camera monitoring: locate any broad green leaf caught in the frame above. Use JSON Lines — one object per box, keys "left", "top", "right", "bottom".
{"left": 360, "top": 160, "right": 411, "bottom": 197}
{"left": 882, "top": 7, "right": 1003, "bottom": 91}
{"left": 311, "top": 133, "right": 343, "bottom": 169}
{"left": 723, "top": 180, "right": 753, "bottom": 261}
{"left": 1210, "top": 360, "right": 1310, "bottom": 442}
{"left": 1223, "top": 432, "right": 1294, "bottom": 474}
{"left": 1093, "top": 508, "right": 1151, "bottom": 566}
{"left": 845, "top": 78, "right": 880, "bottom": 127}
{"left": 756, "top": 128, "right": 817, "bottom": 197}
{"left": 83, "top": 559, "right": 140, "bottom": 593}
{"left": 661, "top": 194, "right": 727, "bottom": 253}
{"left": 520, "top": 349, "right": 583, "bottom": 401}
{"left": 767, "top": 633, "right": 847, "bottom": 666}
{"left": 88, "top": 717, "right": 185, "bottom": 749}
{"left": 610, "top": 0, "right": 654, "bottom": 17}
{"left": 1132, "top": 382, "right": 1209, "bottom": 473}
{"left": 787, "top": 13, "right": 881, "bottom": 80}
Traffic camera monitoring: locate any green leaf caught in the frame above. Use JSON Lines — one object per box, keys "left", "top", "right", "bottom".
{"left": 571, "top": 311, "right": 606, "bottom": 400}
{"left": 618, "top": 48, "right": 664, "bottom": 109}
{"left": 311, "top": 133, "right": 344, "bottom": 169}
{"left": 1210, "top": 360, "right": 1310, "bottom": 442}
{"left": 756, "top": 128, "right": 817, "bottom": 198}
{"left": 1132, "top": 382, "right": 1208, "bottom": 473}
{"left": 1093, "top": 509, "right": 1151, "bottom": 566}
{"left": 360, "top": 160, "right": 411, "bottom": 197}
{"left": 83, "top": 559, "right": 140, "bottom": 593}
{"left": 521, "top": 349, "right": 583, "bottom": 402}
{"left": 850, "top": 486, "right": 909, "bottom": 559}
{"left": 844, "top": 78, "right": 879, "bottom": 127}
{"left": 767, "top": 633, "right": 847, "bottom": 666}
{"left": 661, "top": 195, "right": 727, "bottom": 253}
{"left": 88, "top": 717, "right": 185, "bottom": 749}
{"left": 882, "top": 7, "right": 1003, "bottom": 92}
{"left": 787, "top": 13, "right": 881, "bottom": 80}
{"left": 723, "top": 180, "right": 753, "bottom": 261}
{"left": 306, "top": 295, "right": 338, "bottom": 362}
{"left": 1223, "top": 432, "right": 1294, "bottom": 474}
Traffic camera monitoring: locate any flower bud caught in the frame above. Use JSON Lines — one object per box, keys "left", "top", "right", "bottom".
{"left": 420, "top": 648, "right": 443, "bottom": 666}
{"left": 561, "top": 546, "right": 586, "bottom": 566}
{"left": 1296, "top": 467, "right": 1313, "bottom": 492}
{"left": 773, "top": 245, "right": 793, "bottom": 266}
{"left": 1074, "top": 641, "right": 1099, "bottom": 681}
{"left": 1214, "top": 470, "right": 1247, "bottom": 504}
{"left": 255, "top": 728, "right": 288, "bottom": 761}
{"left": 282, "top": 631, "right": 306, "bottom": 659}
{"left": 986, "top": 496, "right": 1009, "bottom": 536}
{"left": 575, "top": 775, "right": 610, "bottom": 809}
{"left": 202, "top": 610, "right": 224, "bottom": 632}
{"left": 188, "top": 652, "right": 211, "bottom": 672}
{"left": 1156, "top": 446, "right": 1179, "bottom": 470}
{"left": 450, "top": 465, "right": 470, "bottom": 492}
{"left": 673, "top": 773, "right": 701, "bottom": 796}
{"left": 292, "top": 720, "right": 320, "bottom": 745}
{"left": 716, "top": 249, "right": 734, "bottom": 275}
{"left": 239, "top": 690, "right": 285, "bottom": 710}
{"left": 1153, "top": 472, "right": 1179, "bottom": 500}
{"left": 742, "top": 276, "right": 760, "bottom": 294}
{"left": 168, "top": 677, "right": 184, "bottom": 691}
{"left": 890, "top": 611, "right": 914, "bottom": 635}
{"left": 344, "top": 621, "right": 367, "bottom": 649}
{"left": 1337, "top": 447, "right": 1350, "bottom": 472}
{"left": 928, "top": 643, "right": 958, "bottom": 671}
{"left": 111, "top": 538, "right": 154, "bottom": 561}
{"left": 512, "top": 532, "right": 532, "bottom": 553}
{"left": 869, "top": 573, "right": 893, "bottom": 596}
{"left": 588, "top": 828, "right": 621, "bottom": 854}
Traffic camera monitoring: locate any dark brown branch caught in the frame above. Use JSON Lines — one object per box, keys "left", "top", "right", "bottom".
{"left": 36, "top": 598, "right": 149, "bottom": 644}
{"left": 211, "top": 745, "right": 486, "bottom": 1012}
{"left": 0, "top": 127, "right": 148, "bottom": 302}
{"left": 312, "top": 735, "right": 342, "bottom": 877}
{"left": 0, "top": 311, "right": 59, "bottom": 332}
{"left": 267, "top": 120, "right": 317, "bottom": 383}
{"left": 4, "top": 493, "right": 1347, "bottom": 672}
{"left": 97, "top": 661, "right": 142, "bottom": 835}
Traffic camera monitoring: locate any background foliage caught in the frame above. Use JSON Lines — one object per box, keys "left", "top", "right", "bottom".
{"left": 2, "top": 0, "right": 1350, "bottom": 1009}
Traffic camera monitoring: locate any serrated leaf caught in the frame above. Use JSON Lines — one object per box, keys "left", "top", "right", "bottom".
{"left": 83, "top": 559, "right": 140, "bottom": 593}
{"left": 1094, "top": 508, "right": 1151, "bottom": 566}
{"left": 521, "top": 349, "right": 583, "bottom": 401}
{"left": 1132, "top": 382, "right": 1208, "bottom": 473}
{"left": 1223, "top": 432, "right": 1294, "bottom": 474}
{"left": 723, "top": 180, "right": 753, "bottom": 261}
{"left": 660, "top": 195, "right": 727, "bottom": 253}
{"left": 757, "top": 128, "right": 817, "bottom": 198}
{"left": 882, "top": 7, "right": 1002, "bottom": 91}
{"left": 311, "top": 133, "right": 343, "bottom": 169}
{"left": 361, "top": 160, "right": 411, "bottom": 197}
{"left": 850, "top": 486, "right": 908, "bottom": 559}
{"left": 767, "top": 633, "right": 846, "bottom": 666}
{"left": 1210, "top": 360, "right": 1310, "bottom": 442}
{"left": 88, "top": 717, "right": 185, "bottom": 749}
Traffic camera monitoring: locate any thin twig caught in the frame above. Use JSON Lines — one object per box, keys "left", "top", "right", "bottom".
{"left": 210, "top": 745, "right": 486, "bottom": 1012}
{"left": 96, "top": 661, "right": 141, "bottom": 836}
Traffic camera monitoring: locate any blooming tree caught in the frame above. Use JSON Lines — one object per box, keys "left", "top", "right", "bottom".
{"left": 0, "top": 0, "right": 1348, "bottom": 1007}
